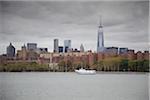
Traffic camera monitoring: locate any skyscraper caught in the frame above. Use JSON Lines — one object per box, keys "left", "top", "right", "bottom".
{"left": 97, "top": 17, "right": 104, "bottom": 53}
{"left": 6, "top": 43, "right": 15, "bottom": 58}
{"left": 80, "top": 44, "right": 84, "bottom": 52}
{"left": 58, "top": 46, "right": 63, "bottom": 53}
{"left": 64, "top": 40, "right": 71, "bottom": 52}
{"left": 27, "top": 43, "right": 37, "bottom": 51}
{"left": 54, "top": 39, "right": 59, "bottom": 53}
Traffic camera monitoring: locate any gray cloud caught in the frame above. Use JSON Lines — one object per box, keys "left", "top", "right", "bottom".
{"left": 0, "top": 1, "right": 149, "bottom": 54}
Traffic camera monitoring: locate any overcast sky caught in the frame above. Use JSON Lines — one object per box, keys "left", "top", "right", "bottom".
{"left": 0, "top": 0, "right": 149, "bottom": 54}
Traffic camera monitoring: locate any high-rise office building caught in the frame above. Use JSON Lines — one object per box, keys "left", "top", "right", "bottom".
{"left": 54, "top": 39, "right": 59, "bottom": 53}
{"left": 80, "top": 44, "right": 84, "bottom": 52}
{"left": 6, "top": 43, "right": 15, "bottom": 58}
{"left": 27, "top": 43, "right": 37, "bottom": 51}
{"left": 58, "top": 46, "right": 63, "bottom": 53}
{"left": 97, "top": 17, "right": 104, "bottom": 53}
{"left": 64, "top": 40, "right": 71, "bottom": 52}
{"left": 119, "top": 48, "right": 128, "bottom": 54}
{"left": 105, "top": 47, "right": 118, "bottom": 55}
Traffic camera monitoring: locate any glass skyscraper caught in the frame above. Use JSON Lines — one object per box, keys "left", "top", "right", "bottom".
{"left": 64, "top": 40, "right": 71, "bottom": 52}
{"left": 97, "top": 17, "right": 104, "bottom": 53}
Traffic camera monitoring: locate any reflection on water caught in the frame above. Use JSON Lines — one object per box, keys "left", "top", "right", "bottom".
{"left": 0, "top": 72, "right": 149, "bottom": 100}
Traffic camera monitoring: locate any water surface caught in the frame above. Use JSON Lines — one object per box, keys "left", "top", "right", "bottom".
{"left": 0, "top": 72, "right": 149, "bottom": 100}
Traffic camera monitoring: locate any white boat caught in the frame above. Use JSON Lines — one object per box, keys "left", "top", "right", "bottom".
{"left": 75, "top": 68, "right": 96, "bottom": 75}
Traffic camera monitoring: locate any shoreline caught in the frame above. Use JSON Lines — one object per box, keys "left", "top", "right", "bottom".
{"left": 0, "top": 71, "right": 149, "bottom": 75}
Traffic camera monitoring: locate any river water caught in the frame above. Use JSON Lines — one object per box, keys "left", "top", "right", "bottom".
{"left": 0, "top": 72, "right": 149, "bottom": 100}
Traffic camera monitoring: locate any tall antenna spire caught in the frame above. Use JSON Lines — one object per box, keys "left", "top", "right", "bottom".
{"left": 99, "top": 15, "right": 102, "bottom": 28}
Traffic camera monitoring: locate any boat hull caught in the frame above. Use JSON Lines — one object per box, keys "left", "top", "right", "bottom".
{"left": 75, "top": 69, "right": 96, "bottom": 75}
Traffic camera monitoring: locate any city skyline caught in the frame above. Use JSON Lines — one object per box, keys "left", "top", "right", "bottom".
{"left": 0, "top": 1, "right": 149, "bottom": 54}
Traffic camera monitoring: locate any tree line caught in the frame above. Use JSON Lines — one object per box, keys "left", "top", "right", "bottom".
{"left": 0, "top": 62, "right": 49, "bottom": 72}
{"left": 94, "top": 57, "right": 149, "bottom": 72}
{"left": 58, "top": 57, "right": 149, "bottom": 72}
{"left": 0, "top": 57, "right": 149, "bottom": 72}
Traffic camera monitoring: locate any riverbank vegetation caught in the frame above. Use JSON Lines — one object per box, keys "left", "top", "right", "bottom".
{"left": 58, "top": 57, "right": 149, "bottom": 72}
{"left": 0, "top": 57, "right": 149, "bottom": 72}
{"left": 0, "top": 62, "right": 49, "bottom": 72}
{"left": 94, "top": 57, "right": 149, "bottom": 72}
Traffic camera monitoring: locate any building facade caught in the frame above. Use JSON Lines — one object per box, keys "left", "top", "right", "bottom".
{"left": 143, "top": 51, "right": 149, "bottom": 60}
{"left": 54, "top": 39, "right": 59, "bottom": 53}
{"left": 27, "top": 43, "right": 37, "bottom": 51}
{"left": 36, "top": 48, "right": 48, "bottom": 54}
{"left": 127, "top": 49, "right": 136, "bottom": 60}
{"left": 64, "top": 40, "right": 71, "bottom": 52}
{"left": 104, "top": 47, "right": 118, "bottom": 58}
{"left": 80, "top": 44, "right": 84, "bottom": 52}
{"left": 6, "top": 43, "right": 15, "bottom": 58}
{"left": 58, "top": 46, "right": 63, "bottom": 53}
{"left": 136, "top": 51, "right": 143, "bottom": 60}
{"left": 119, "top": 48, "right": 128, "bottom": 54}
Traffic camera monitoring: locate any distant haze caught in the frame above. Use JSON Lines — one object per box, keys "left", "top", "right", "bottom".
{"left": 0, "top": 0, "right": 149, "bottom": 54}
